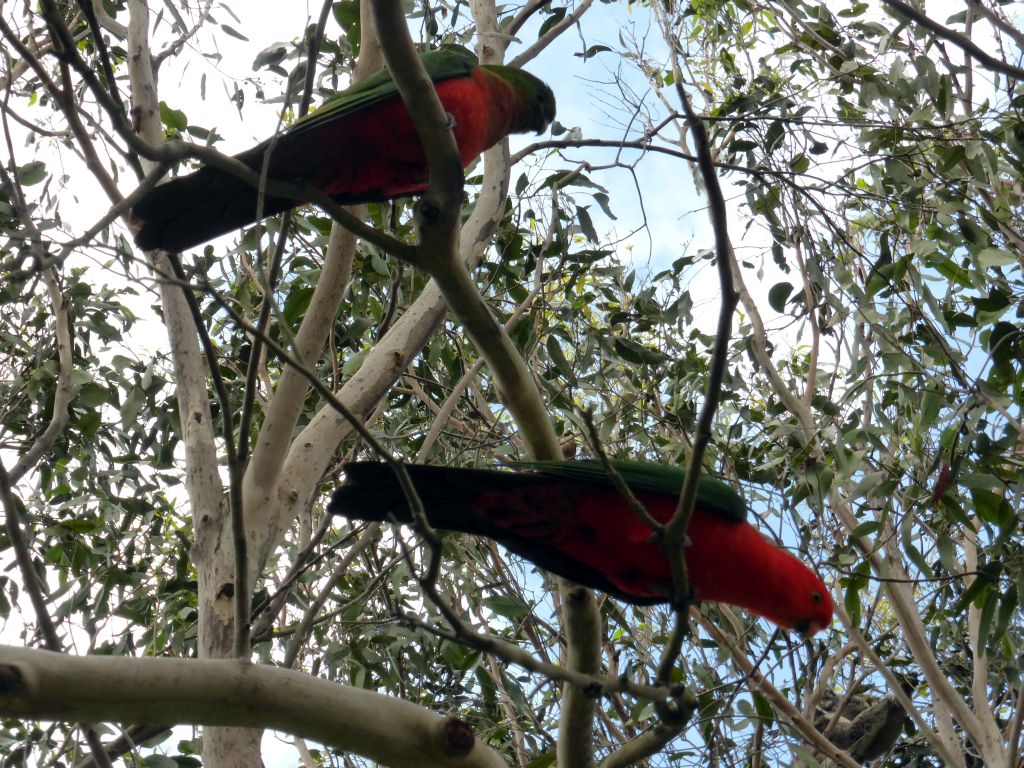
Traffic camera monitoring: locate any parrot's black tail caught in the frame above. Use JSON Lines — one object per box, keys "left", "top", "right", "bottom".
{"left": 132, "top": 164, "right": 300, "bottom": 252}
{"left": 328, "top": 462, "right": 542, "bottom": 535}
{"left": 330, "top": 461, "right": 629, "bottom": 602}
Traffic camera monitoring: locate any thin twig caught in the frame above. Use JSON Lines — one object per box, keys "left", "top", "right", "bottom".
{"left": 697, "top": 615, "right": 861, "bottom": 768}
{"left": 398, "top": 611, "right": 678, "bottom": 703}
{"left": 967, "top": 0, "right": 1024, "bottom": 50}
{"left": 249, "top": 513, "right": 338, "bottom": 641}
{"left": 654, "top": 41, "right": 739, "bottom": 684}
{"left": 0, "top": 462, "right": 62, "bottom": 651}
{"left": 881, "top": 0, "right": 1024, "bottom": 80}
{"left": 509, "top": 0, "right": 595, "bottom": 68}
{"left": 0, "top": 163, "right": 75, "bottom": 485}
{"left": 579, "top": 409, "right": 662, "bottom": 533}
{"left": 282, "top": 524, "right": 380, "bottom": 668}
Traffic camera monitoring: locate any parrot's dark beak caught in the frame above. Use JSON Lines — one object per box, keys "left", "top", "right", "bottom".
{"left": 792, "top": 619, "right": 811, "bottom": 636}
{"left": 795, "top": 618, "right": 829, "bottom": 638}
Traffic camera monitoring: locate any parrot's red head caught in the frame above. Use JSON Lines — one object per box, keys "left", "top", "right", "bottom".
{"left": 688, "top": 518, "right": 834, "bottom": 636}
{"left": 766, "top": 556, "right": 834, "bottom": 637}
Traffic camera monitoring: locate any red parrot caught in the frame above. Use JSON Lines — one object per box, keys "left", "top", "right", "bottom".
{"left": 132, "top": 47, "right": 556, "bottom": 252}
{"left": 329, "top": 460, "right": 834, "bottom": 636}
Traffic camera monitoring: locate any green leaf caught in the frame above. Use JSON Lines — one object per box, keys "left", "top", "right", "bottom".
{"left": 77, "top": 383, "right": 109, "bottom": 408}
{"left": 987, "top": 321, "right": 1018, "bottom": 366}
{"left": 158, "top": 102, "right": 188, "bottom": 133}
{"left": 546, "top": 336, "right": 573, "bottom": 378}
{"left": 141, "top": 755, "right": 180, "bottom": 768}
{"left": 971, "top": 488, "right": 1014, "bottom": 534}
{"left": 902, "top": 537, "right": 931, "bottom": 577}
{"left": 342, "top": 347, "right": 369, "bottom": 375}
{"left": 592, "top": 192, "right": 616, "bottom": 219}
{"left": 220, "top": 24, "right": 249, "bottom": 41}
{"left": 953, "top": 562, "right": 1002, "bottom": 613}
{"left": 540, "top": 171, "right": 607, "bottom": 192}
{"left": 850, "top": 520, "right": 881, "bottom": 538}
{"left": 844, "top": 579, "right": 862, "bottom": 627}
{"left": 790, "top": 743, "right": 823, "bottom": 767}
{"left": 978, "top": 586, "right": 997, "bottom": 650}
{"left": 612, "top": 337, "right": 668, "bottom": 365}
{"left": 575, "top": 44, "right": 611, "bottom": 60}
{"left": 936, "top": 534, "right": 958, "bottom": 574}
{"left": 992, "top": 584, "right": 1017, "bottom": 644}
{"left": 768, "top": 282, "right": 793, "bottom": 312}
{"left": 538, "top": 6, "right": 566, "bottom": 37}
{"left": 810, "top": 394, "right": 839, "bottom": 416}
{"left": 918, "top": 388, "right": 943, "bottom": 430}
{"left": 253, "top": 44, "right": 288, "bottom": 70}
{"left": 332, "top": 0, "right": 361, "bottom": 50}
{"left": 525, "top": 753, "right": 557, "bottom": 768}
{"left": 576, "top": 205, "right": 598, "bottom": 243}
{"left": 730, "top": 139, "right": 758, "bottom": 152}
{"left": 789, "top": 153, "right": 810, "bottom": 173}
{"left": 977, "top": 248, "right": 1016, "bottom": 268}
{"left": 752, "top": 691, "right": 775, "bottom": 721}
{"left": 482, "top": 595, "right": 530, "bottom": 619}
{"left": 958, "top": 218, "right": 988, "bottom": 246}
{"left": 765, "top": 120, "right": 785, "bottom": 153}
{"left": 16, "top": 161, "right": 46, "bottom": 186}
{"left": 283, "top": 286, "right": 314, "bottom": 326}
{"left": 440, "top": 641, "right": 479, "bottom": 671}
{"left": 76, "top": 411, "right": 101, "bottom": 437}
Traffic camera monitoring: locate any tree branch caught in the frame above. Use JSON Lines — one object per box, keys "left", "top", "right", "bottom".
{"left": 728, "top": 240, "right": 993, "bottom": 764}
{"left": 243, "top": 18, "right": 381, "bottom": 573}
{"left": 652, "top": 39, "right": 739, "bottom": 687}
{"left": 0, "top": 646, "right": 508, "bottom": 768}
{"left": 881, "top": 0, "right": 1024, "bottom": 80}
{"left": 371, "top": 0, "right": 464, "bottom": 222}
{"left": 508, "top": 0, "right": 595, "bottom": 68}
{"left": 696, "top": 617, "right": 861, "bottom": 768}
{"left": 0, "top": 164, "right": 74, "bottom": 484}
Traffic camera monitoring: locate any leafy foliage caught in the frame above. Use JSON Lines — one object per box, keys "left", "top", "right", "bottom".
{"left": 1, "top": 0, "right": 1023, "bottom": 766}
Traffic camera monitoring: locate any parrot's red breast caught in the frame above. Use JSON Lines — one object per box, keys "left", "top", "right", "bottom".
{"left": 131, "top": 48, "right": 555, "bottom": 251}
{"left": 266, "top": 69, "right": 519, "bottom": 202}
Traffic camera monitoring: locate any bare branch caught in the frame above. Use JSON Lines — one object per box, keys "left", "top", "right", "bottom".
{"left": 597, "top": 704, "right": 694, "bottom": 768}
{"left": 697, "top": 616, "right": 861, "bottom": 768}
{"left": 967, "top": 0, "right": 1024, "bottom": 50}
{"left": 881, "top": 0, "right": 1024, "bottom": 81}
{"left": 371, "top": 0, "right": 464, "bottom": 222}
{"left": 509, "top": 0, "right": 595, "bottom": 69}
{"left": 0, "top": 462, "right": 62, "bottom": 651}
{"left": 0, "top": 645, "right": 509, "bottom": 768}
{"left": 281, "top": 525, "right": 380, "bottom": 668}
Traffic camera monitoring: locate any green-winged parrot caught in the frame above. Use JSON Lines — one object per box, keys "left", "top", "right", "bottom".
{"left": 132, "top": 47, "right": 555, "bottom": 252}
{"left": 329, "top": 460, "right": 834, "bottom": 636}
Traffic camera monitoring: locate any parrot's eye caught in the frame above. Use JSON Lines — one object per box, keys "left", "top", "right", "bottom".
{"left": 811, "top": 590, "right": 823, "bottom": 604}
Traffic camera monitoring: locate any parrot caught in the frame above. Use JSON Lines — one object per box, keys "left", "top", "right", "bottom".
{"left": 328, "top": 460, "right": 834, "bottom": 636}
{"left": 132, "top": 47, "right": 556, "bottom": 252}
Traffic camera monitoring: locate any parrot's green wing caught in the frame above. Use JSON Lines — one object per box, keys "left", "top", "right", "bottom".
{"left": 283, "top": 46, "right": 477, "bottom": 140}
{"left": 510, "top": 459, "right": 747, "bottom": 523}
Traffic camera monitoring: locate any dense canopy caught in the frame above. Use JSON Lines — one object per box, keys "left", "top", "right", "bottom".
{"left": 0, "top": 1, "right": 1022, "bottom": 766}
